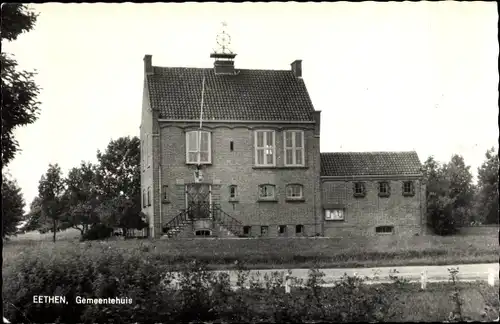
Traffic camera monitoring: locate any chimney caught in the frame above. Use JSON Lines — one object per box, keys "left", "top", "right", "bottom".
{"left": 210, "top": 53, "right": 237, "bottom": 75}
{"left": 143, "top": 54, "right": 153, "bottom": 75}
{"left": 291, "top": 59, "right": 302, "bottom": 77}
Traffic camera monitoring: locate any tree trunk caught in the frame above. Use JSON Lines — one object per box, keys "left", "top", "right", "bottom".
{"left": 52, "top": 219, "right": 57, "bottom": 242}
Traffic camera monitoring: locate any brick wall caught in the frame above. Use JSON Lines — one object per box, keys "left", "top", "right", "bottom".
{"left": 321, "top": 177, "right": 425, "bottom": 237}
{"left": 156, "top": 121, "right": 322, "bottom": 238}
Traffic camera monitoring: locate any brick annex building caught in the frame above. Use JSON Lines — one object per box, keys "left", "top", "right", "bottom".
{"left": 140, "top": 42, "right": 426, "bottom": 239}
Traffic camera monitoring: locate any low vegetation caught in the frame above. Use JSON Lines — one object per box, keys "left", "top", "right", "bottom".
{"left": 4, "top": 230, "right": 498, "bottom": 270}
{"left": 3, "top": 247, "right": 498, "bottom": 323}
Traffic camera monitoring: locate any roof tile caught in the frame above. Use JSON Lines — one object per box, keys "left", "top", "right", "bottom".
{"left": 147, "top": 67, "right": 315, "bottom": 121}
{"left": 320, "top": 151, "right": 423, "bottom": 177}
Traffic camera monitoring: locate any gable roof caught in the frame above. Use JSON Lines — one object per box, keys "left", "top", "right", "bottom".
{"left": 320, "top": 151, "right": 423, "bottom": 177}
{"left": 146, "top": 67, "right": 316, "bottom": 121}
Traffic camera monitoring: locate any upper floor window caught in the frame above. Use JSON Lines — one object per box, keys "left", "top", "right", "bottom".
{"left": 286, "top": 184, "right": 304, "bottom": 200}
{"left": 255, "top": 130, "right": 275, "bottom": 166}
{"left": 186, "top": 131, "right": 211, "bottom": 164}
{"left": 378, "top": 181, "right": 391, "bottom": 197}
{"left": 353, "top": 182, "right": 366, "bottom": 198}
{"left": 402, "top": 181, "right": 415, "bottom": 196}
{"left": 259, "top": 184, "right": 276, "bottom": 200}
{"left": 284, "top": 130, "right": 304, "bottom": 166}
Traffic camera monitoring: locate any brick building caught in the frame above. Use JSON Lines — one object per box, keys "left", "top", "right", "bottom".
{"left": 140, "top": 49, "right": 426, "bottom": 239}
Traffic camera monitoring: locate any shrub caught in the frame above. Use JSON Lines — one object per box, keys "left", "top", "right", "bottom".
{"left": 81, "top": 223, "right": 113, "bottom": 241}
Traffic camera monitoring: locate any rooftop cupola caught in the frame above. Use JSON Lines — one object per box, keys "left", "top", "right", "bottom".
{"left": 210, "top": 22, "right": 237, "bottom": 75}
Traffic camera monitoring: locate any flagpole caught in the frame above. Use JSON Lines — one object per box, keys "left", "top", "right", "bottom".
{"left": 197, "top": 75, "right": 206, "bottom": 174}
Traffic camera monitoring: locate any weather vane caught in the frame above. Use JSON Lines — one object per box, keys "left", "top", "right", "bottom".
{"left": 215, "top": 21, "right": 232, "bottom": 54}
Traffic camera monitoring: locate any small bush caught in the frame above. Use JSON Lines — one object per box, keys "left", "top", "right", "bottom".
{"left": 81, "top": 223, "right": 113, "bottom": 241}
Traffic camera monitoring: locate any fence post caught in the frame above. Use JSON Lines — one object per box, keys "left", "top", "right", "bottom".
{"left": 488, "top": 268, "right": 495, "bottom": 287}
{"left": 420, "top": 270, "right": 427, "bottom": 290}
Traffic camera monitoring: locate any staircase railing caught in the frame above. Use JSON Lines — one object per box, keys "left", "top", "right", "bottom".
{"left": 162, "top": 207, "right": 192, "bottom": 235}
{"left": 212, "top": 204, "right": 243, "bottom": 236}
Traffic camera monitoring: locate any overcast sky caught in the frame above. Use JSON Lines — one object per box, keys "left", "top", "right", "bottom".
{"left": 3, "top": 2, "right": 498, "bottom": 212}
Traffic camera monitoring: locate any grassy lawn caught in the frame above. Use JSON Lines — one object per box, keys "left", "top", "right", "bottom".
{"left": 3, "top": 229, "right": 498, "bottom": 270}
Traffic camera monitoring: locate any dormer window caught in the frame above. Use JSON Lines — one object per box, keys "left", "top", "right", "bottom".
{"left": 186, "top": 131, "right": 211, "bottom": 164}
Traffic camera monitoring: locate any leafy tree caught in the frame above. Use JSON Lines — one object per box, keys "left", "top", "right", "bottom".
{"left": 1, "top": 172, "right": 25, "bottom": 237}
{"left": 475, "top": 148, "right": 499, "bottom": 224}
{"left": 444, "top": 155, "right": 475, "bottom": 226}
{"left": 95, "top": 136, "right": 140, "bottom": 202}
{"left": 94, "top": 136, "right": 144, "bottom": 234}
{"left": 38, "top": 164, "right": 65, "bottom": 242}
{"left": 62, "top": 162, "right": 100, "bottom": 237}
{"left": 24, "top": 196, "right": 44, "bottom": 232}
{"left": 1, "top": 4, "right": 40, "bottom": 166}
{"left": 100, "top": 195, "right": 148, "bottom": 236}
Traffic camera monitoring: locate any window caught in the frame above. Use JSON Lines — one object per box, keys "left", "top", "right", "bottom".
{"left": 376, "top": 226, "right": 394, "bottom": 234}
{"left": 259, "top": 184, "right": 276, "bottom": 200}
{"left": 142, "top": 189, "right": 146, "bottom": 208}
{"left": 147, "top": 187, "right": 151, "bottom": 206}
{"left": 286, "top": 184, "right": 303, "bottom": 200}
{"left": 278, "top": 225, "right": 287, "bottom": 235}
{"left": 378, "top": 182, "right": 391, "bottom": 197}
{"left": 353, "top": 182, "right": 366, "bottom": 197}
{"left": 325, "top": 209, "right": 345, "bottom": 221}
{"left": 230, "top": 141, "right": 234, "bottom": 151}
{"left": 261, "top": 226, "right": 269, "bottom": 236}
{"left": 402, "top": 181, "right": 415, "bottom": 196}
{"left": 186, "top": 130, "right": 211, "bottom": 164}
{"left": 162, "top": 185, "right": 168, "bottom": 202}
{"left": 255, "top": 130, "right": 275, "bottom": 166}
{"left": 195, "top": 230, "right": 211, "bottom": 236}
{"left": 284, "top": 130, "right": 305, "bottom": 166}
{"left": 296, "top": 224, "right": 304, "bottom": 234}
{"left": 229, "top": 185, "right": 237, "bottom": 199}
{"left": 243, "top": 226, "right": 251, "bottom": 236}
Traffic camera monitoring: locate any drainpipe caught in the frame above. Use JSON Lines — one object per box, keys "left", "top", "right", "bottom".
{"left": 152, "top": 133, "right": 161, "bottom": 237}
{"left": 159, "top": 163, "right": 162, "bottom": 233}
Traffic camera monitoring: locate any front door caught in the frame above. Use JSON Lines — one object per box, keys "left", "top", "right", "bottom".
{"left": 185, "top": 183, "right": 211, "bottom": 219}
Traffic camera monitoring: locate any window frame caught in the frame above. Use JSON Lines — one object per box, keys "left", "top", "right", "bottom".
{"left": 286, "top": 184, "right": 304, "bottom": 200}
{"left": 375, "top": 225, "right": 394, "bottom": 234}
{"left": 162, "top": 185, "right": 169, "bottom": 202}
{"left": 147, "top": 187, "right": 151, "bottom": 206}
{"left": 283, "top": 130, "right": 305, "bottom": 167}
{"left": 243, "top": 225, "right": 251, "bottom": 236}
{"left": 402, "top": 181, "right": 415, "bottom": 197}
{"left": 353, "top": 182, "right": 366, "bottom": 198}
{"left": 295, "top": 224, "right": 304, "bottom": 235}
{"left": 142, "top": 189, "right": 146, "bottom": 208}
{"left": 186, "top": 130, "right": 212, "bottom": 165}
{"left": 229, "top": 185, "right": 237, "bottom": 200}
{"left": 278, "top": 225, "right": 287, "bottom": 235}
{"left": 324, "top": 209, "right": 345, "bottom": 221}
{"left": 258, "top": 184, "right": 276, "bottom": 201}
{"left": 260, "top": 225, "right": 269, "bottom": 236}
{"left": 378, "top": 181, "right": 391, "bottom": 197}
{"left": 254, "top": 130, "right": 276, "bottom": 167}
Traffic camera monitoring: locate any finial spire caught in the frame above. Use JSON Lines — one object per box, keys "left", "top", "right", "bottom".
{"left": 215, "top": 21, "right": 232, "bottom": 55}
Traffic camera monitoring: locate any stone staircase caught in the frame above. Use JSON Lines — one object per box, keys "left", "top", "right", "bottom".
{"left": 161, "top": 205, "right": 242, "bottom": 239}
